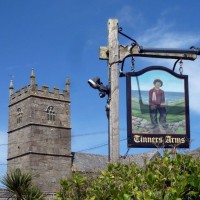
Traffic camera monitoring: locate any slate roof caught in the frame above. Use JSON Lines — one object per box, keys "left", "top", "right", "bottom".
{"left": 71, "top": 150, "right": 160, "bottom": 173}
{"left": 187, "top": 147, "right": 200, "bottom": 158}
{"left": 71, "top": 152, "right": 108, "bottom": 172}
{"left": 0, "top": 189, "right": 13, "bottom": 200}
{"left": 120, "top": 150, "right": 161, "bottom": 166}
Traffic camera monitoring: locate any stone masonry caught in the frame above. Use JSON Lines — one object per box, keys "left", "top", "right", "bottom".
{"left": 7, "top": 69, "right": 72, "bottom": 193}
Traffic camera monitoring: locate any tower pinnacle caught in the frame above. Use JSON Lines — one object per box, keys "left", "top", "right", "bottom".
{"left": 9, "top": 80, "right": 14, "bottom": 96}
{"left": 65, "top": 77, "right": 70, "bottom": 92}
{"left": 30, "top": 68, "right": 36, "bottom": 85}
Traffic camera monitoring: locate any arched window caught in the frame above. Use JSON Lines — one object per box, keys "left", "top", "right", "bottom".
{"left": 46, "top": 106, "right": 55, "bottom": 121}
{"left": 17, "top": 108, "right": 23, "bottom": 124}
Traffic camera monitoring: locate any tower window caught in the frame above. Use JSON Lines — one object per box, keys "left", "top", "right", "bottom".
{"left": 17, "top": 108, "right": 23, "bottom": 124}
{"left": 46, "top": 106, "right": 55, "bottom": 121}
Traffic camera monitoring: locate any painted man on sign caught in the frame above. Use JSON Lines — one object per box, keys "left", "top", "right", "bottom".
{"left": 149, "top": 79, "right": 168, "bottom": 130}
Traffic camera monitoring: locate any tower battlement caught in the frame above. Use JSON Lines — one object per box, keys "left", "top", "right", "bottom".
{"left": 9, "top": 69, "right": 70, "bottom": 105}
{"left": 9, "top": 84, "right": 70, "bottom": 105}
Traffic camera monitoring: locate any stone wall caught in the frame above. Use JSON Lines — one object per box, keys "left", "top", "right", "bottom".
{"left": 133, "top": 116, "right": 186, "bottom": 134}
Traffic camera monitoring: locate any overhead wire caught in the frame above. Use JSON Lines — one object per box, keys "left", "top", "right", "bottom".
{"left": 76, "top": 138, "right": 127, "bottom": 153}
{"left": 0, "top": 136, "right": 128, "bottom": 152}
{"left": 0, "top": 137, "right": 128, "bottom": 166}
{"left": 0, "top": 130, "right": 128, "bottom": 163}
{"left": 0, "top": 128, "right": 127, "bottom": 147}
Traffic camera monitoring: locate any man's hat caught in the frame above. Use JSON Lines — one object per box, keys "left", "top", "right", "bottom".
{"left": 153, "top": 79, "right": 163, "bottom": 86}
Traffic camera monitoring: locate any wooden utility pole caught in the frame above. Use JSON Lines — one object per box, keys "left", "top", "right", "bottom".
{"left": 107, "top": 19, "right": 119, "bottom": 163}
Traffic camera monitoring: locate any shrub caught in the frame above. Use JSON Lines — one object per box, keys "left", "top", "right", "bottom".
{"left": 57, "top": 152, "right": 200, "bottom": 200}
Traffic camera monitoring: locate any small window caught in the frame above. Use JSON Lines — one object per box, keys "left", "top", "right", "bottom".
{"left": 46, "top": 106, "right": 55, "bottom": 121}
{"left": 17, "top": 108, "right": 23, "bottom": 124}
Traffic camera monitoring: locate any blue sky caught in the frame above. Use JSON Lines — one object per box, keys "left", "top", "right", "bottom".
{"left": 1, "top": 0, "right": 200, "bottom": 179}
{"left": 131, "top": 70, "right": 185, "bottom": 92}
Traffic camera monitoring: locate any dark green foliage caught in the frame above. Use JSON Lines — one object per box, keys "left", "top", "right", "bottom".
{"left": 0, "top": 168, "right": 44, "bottom": 200}
{"left": 57, "top": 173, "right": 88, "bottom": 200}
{"left": 144, "top": 152, "right": 200, "bottom": 199}
{"left": 22, "top": 186, "right": 44, "bottom": 200}
{"left": 57, "top": 152, "right": 200, "bottom": 200}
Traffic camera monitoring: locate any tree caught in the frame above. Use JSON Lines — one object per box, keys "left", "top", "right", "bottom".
{"left": 1, "top": 168, "right": 44, "bottom": 200}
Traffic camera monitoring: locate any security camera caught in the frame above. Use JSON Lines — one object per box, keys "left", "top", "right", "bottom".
{"left": 88, "top": 76, "right": 110, "bottom": 98}
{"left": 99, "top": 91, "right": 106, "bottom": 98}
{"left": 88, "top": 77, "right": 101, "bottom": 89}
{"left": 99, "top": 85, "right": 110, "bottom": 98}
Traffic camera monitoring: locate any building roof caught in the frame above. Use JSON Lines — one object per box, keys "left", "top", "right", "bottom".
{"left": 120, "top": 150, "right": 160, "bottom": 166}
{"left": 0, "top": 189, "right": 13, "bottom": 200}
{"left": 71, "top": 150, "right": 160, "bottom": 173}
{"left": 187, "top": 147, "right": 200, "bottom": 158}
{"left": 71, "top": 152, "right": 108, "bottom": 172}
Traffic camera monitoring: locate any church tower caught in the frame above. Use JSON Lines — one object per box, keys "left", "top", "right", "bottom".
{"left": 7, "top": 69, "right": 71, "bottom": 193}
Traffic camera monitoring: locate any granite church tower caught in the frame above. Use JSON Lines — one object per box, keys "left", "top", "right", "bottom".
{"left": 7, "top": 69, "right": 71, "bottom": 193}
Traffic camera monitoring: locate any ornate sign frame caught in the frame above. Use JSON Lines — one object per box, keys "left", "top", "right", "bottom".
{"left": 126, "top": 66, "right": 190, "bottom": 148}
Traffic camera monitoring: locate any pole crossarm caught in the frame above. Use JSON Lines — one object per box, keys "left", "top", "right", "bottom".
{"left": 99, "top": 45, "right": 197, "bottom": 61}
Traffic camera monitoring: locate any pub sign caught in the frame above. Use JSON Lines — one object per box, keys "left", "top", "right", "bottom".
{"left": 126, "top": 66, "right": 190, "bottom": 148}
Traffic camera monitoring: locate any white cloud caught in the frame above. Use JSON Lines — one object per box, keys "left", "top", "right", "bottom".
{"left": 117, "top": 5, "right": 143, "bottom": 29}
{"left": 184, "top": 59, "right": 200, "bottom": 114}
{"left": 0, "top": 131, "right": 8, "bottom": 163}
{"left": 137, "top": 21, "right": 200, "bottom": 114}
{"left": 138, "top": 20, "right": 200, "bottom": 48}
{"left": 117, "top": 6, "right": 135, "bottom": 25}
{"left": 0, "top": 130, "right": 7, "bottom": 144}
{"left": 160, "top": 7, "right": 180, "bottom": 18}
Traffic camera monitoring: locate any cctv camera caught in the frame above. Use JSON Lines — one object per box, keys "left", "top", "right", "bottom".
{"left": 88, "top": 77, "right": 101, "bottom": 89}
{"left": 99, "top": 85, "right": 110, "bottom": 98}
{"left": 88, "top": 76, "right": 110, "bottom": 98}
{"left": 99, "top": 84, "right": 110, "bottom": 93}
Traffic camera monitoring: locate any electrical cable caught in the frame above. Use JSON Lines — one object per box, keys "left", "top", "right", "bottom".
{"left": 0, "top": 129, "right": 127, "bottom": 147}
